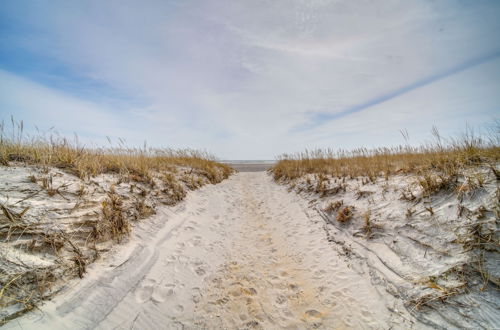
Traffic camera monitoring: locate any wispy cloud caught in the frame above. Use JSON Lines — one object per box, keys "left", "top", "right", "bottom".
{"left": 298, "top": 48, "right": 500, "bottom": 131}
{"left": 1, "top": 0, "right": 499, "bottom": 159}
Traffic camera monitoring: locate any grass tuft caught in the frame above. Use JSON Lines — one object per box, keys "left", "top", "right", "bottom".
{"left": 336, "top": 206, "right": 354, "bottom": 223}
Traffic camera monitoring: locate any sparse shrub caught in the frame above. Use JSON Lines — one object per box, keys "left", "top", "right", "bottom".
{"left": 99, "top": 191, "right": 129, "bottom": 243}
{"left": 181, "top": 174, "right": 202, "bottom": 190}
{"left": 336, "top": 206, "right": 353, "bottom": 222}
{"left": 134, "top": 198, "right": 155, "bottom": 219}
{"left": 160, "top": 173, "right": 187, "bottom": 204}
{"left": 361, "top": 211, "right": 373, "bottom": 238}
{"left": 40, "top": 175, "right": 56, "bottom": 196}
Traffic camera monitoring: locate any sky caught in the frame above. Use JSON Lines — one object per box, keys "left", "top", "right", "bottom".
{"left": 0, "top": 0, "right": 499, "bottom": 159}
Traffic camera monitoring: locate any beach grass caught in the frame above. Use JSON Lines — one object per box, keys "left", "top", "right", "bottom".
{"left": 0, "top": 118, "right": 233, "bottom": 181}
{"left": 270, "top": 125, "right": 500, "bottom": 192}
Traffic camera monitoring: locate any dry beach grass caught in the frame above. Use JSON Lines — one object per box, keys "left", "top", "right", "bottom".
{"left": 272, "top": 126, "right": 499, "bottom": 185}
{"left": 0, "top": 119, "right": 233, "bottom": 182}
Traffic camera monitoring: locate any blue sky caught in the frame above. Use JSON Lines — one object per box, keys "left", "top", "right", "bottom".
{"left": 1, "top": 0, "right": 499, "bottom": 159}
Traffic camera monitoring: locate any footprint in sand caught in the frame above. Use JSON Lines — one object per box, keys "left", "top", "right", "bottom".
{"left": 313, "top": 269, "right": 326, "bottom": 279}
{"left": 360, "top": 309, "right": 373, "bottom": 320}
{"left": 193, "top": 265, "right": 207, "bottom": 276}
{"left": 151, "top": 284, "right": 175, "bottom": 303}
{"left": 191, "top": 287, "right": 201, "bottom": 303}
{"left": 135, "top": 279, "right": 156, "bottom": 303}
{"left": 275, "top": 294, "right": 287, "bottom": 305}
{"left": 305, "top": 309, "right": 322, "bottom": 318}
{"left": 188, "top": 235, "right": 203, "bottom": 247}
{"left": 288, "top": 283, "right": 300, "bottom": 292}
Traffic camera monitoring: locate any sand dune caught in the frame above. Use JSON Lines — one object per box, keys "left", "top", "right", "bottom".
{"left": 4, "top": 172, "right": 421, "bottom": 329}
{"left": 4, "top": 169, "right": 499, "bottom": 329}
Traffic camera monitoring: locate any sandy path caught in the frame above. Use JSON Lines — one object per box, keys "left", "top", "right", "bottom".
{"left": 5, "top": 173, "right": 413, "bottom": 329}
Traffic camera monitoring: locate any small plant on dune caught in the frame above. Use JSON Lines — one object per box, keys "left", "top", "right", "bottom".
{"left": 40, "top": 174, "right": 56, "bottom": 196}
{"left": 336, "top": 206, "right": 353, "bottom": 223}
{"left": 161, "top": 173, "right": 186, "bottom": 204}
{"left": 314, "top": 173, "right": 330, "bottom": 195}
{"left": 63, "top": 235, "right": 88, "bottom": 278}
{"left": 361, "top": 210, "right": 382, "bottom": 239}
{"left": 362, "top": 211, "right": 372, "bottom": 237}
{"left": 133, "top": 198, "right": 155, "bottom": 220}
{"left": 98, "top": 190, "right": 129, "bottom": 243}
{"left": 324, "top": 200, "right": 343, "bottom": 214}
{"left": 181, "top": 174, "right": 202, "bottom": 190}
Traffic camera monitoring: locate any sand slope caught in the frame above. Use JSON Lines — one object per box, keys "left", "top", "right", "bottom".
{"left": 6, "top": 172, "right": 430, "bottom": 329}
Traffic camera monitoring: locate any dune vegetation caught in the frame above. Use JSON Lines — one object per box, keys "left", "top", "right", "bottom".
{"left": 269, "top": 125, "right": 499, "bottom": 326}
{"left": 0, "top": 118, "right": 233, "bottom": 182}
{"left": 0, "top": 118, "right": 233, "bottom": 324}
{"left": 272, "top": 126, "right": 499, "bottom": 184}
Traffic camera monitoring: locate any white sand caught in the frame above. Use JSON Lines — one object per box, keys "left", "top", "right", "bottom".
{"left": 3, "top": 172, "right": 421, "bottom": 329}
{"left": 4, "top": 170, "right": 498, "bottom": 329}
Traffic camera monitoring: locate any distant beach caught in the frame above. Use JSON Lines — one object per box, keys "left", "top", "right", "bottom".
{"left": 221, "top": 160, "right": 276, "bottom": 172}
